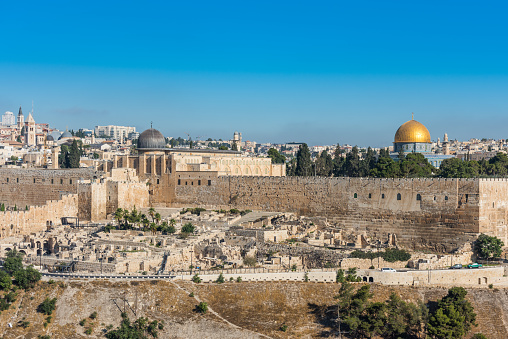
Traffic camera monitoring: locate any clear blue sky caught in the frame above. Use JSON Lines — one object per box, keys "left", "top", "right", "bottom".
{"left": 1, "top": 1, "right": 507, "bottom": 147}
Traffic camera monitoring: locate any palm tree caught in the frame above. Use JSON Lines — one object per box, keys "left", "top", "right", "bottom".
{"left": 148, "top": 207, "right": 155, "bottom": 222}
{"left": 149, "top": 222, "right": 157, "bottom": 235}
{"left": 114, "top": 208, "right": 123, "bottom": 225}
{"left": 155, "top": 212, "right": 161, "bottom": 225}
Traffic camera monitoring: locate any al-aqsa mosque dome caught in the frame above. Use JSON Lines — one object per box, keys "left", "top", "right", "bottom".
{"left": 137, "top": 128, "right": 167, "bottom": 149}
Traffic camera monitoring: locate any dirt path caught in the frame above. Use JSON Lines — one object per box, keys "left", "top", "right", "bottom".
{"left": 170, "top": 280, "right": 273, "bottom": 339}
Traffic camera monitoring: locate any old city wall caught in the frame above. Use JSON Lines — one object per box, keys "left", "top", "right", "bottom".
{"left": 0, "top": 168, "right": 97, "bottom": 208}
{"left": 0, "top": 194, "right": 78, "bottom": 237}
{"left": 478, "top": 179, "right": 508, "bottom": 245}
{"left": 173, "top": 176, "right": 482, "bottom": 251}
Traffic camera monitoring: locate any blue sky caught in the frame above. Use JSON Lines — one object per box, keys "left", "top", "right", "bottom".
{"left": 1, "top": 1, "right": 507, "bottom": 147}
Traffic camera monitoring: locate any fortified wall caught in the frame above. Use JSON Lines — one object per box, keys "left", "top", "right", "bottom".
{"left": 173, "top": 176, "right": 508, "bottom": 252}
{"left": 0, "top": 168, "right": 97, "bottom": 208}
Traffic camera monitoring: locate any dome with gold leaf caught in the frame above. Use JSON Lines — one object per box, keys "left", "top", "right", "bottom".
{"left": 394, "top": 118, "right": 431, "bottom": 143}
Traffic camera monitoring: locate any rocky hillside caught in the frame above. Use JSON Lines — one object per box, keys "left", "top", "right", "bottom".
{"left": 0, "top": 279, "right": 506, "bottom": 338}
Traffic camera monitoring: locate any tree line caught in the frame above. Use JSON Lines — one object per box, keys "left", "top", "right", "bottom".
{"left": 280, "top": 143, "right": 508, "bottom": 178}
{"left": 332, "top": 284, "right": 483, "bottom": 339}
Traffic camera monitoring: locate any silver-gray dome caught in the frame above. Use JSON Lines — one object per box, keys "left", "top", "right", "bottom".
{"left": 59, "top": 130, "right": 73, "bottom": 140}
{"left": 137, "top": 128, "right": 166, "bottom": 149}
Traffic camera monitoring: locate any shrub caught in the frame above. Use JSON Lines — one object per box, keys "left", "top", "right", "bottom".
{"left": 336, "top": 269, "right": 345, "bottom": 283}
{"left": 189, "top": 292, "right": 194, "bottom": 297}
{"left": 46, "top": 316, "right": 52, "bottom": 323}
{"left": 229, "top": 277, "right": 234, "bottom": 281}
{"left": 216, "top": 273, "right": 225, "bottom": 284}
{"left": 5, "top": 291, "right": 16, "bottom": 303}
{"left": 0, "top": 270, "right": 12, "bottom": 291}
{"left": 243, "top": 255, "right": 257, "bottom": 267}
{"left": 304, "top": 272, "right": 309, "bottom": 282}
{"left": 181, "top": 223, "right": 196, "bottom": 233}
{"left": 90, "top": 311, "right": 97, "bottom": 320}
{"left": 192, "top": 273, "right": 201, "bottom": 283}
{"left": 19, "top": 320, "right": 30, "bottom": 328}
{"left": 38, "top": 336, "right": 51, "bottom": 339}
{"left": 236, "top": 276, "right": 242, "bottom": 283}
{"left": 280, "top": 324, "right": 288, "bottom": 332}
{"left": 38, "top": 297, "right": 57, "bottom": 315}
{"left": 369, "top": 265, "right": 375, "bottom": 269}
{"left": 80, "top": 319, "right": 86, "bottom": 326}
{"left": 85, "top": 327, "right": 92, "bottom": 335}
{"left": 195, "top": 302, "right": 208, "bottom": 314}
{"left": 489, "top": 284, "right": 493, "bottom": 289}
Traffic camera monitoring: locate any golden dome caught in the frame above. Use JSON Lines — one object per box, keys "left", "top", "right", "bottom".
{"left": 394, "top": 118, "right": 431, "bottom": 143}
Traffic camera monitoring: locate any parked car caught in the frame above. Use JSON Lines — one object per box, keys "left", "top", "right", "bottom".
{"left": 381, "top": 268, "right": 397, "bottom": 272}
{"left": 467, "top": 263, "right": 483, "bottom": 269}
{"left": 450, "top": 264, "right": 463, "bottom": 269}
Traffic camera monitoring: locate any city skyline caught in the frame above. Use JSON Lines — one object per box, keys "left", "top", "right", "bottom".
{"left": 1, "top": 1, "right": 508, "bottom": 147}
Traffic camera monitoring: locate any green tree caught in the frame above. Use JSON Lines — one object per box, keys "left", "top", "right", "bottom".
{"left": 114, "top": 208, "right": 123, "bottom": 225}
{"left": 0, "top": 270, "right": 12, "bottom": 291}
{"left": 343, "top": 146, "right": 361, "bottom": 177}
{"left": 14, "top": 266, "right": 41, "bottom": 290}
{"left": 3, "top": 249, "right": 24, "bottom": 275}
{"left": 215, "top": 273, "right": 225, "bottom": 284}
{"left": 267, "top": 148, "right": 286, "bottom": 164}
{"left": 400, "top": 153, "right": 435, "bottom": 177}
{"left": 243, "top": 255, "right": 257, "bottom": 267}
{"left": 68, "top": 140, "right": 81, "bottom": 168}
{"left": 38, "top": 297, "right": 57, "bottom": 315}
{"left": 333, "top": 144, "right": 345, "bottom": 176}
{"left": 315, "top": 150, "right": 333, "bottom": 176}
{"left": 428, "top": 287, "right": 477, "bottom": 339}
{"left": 181, "top": 223, "right": 195, "bottom": 234}
{"left": 295, "top": 143, "right": 312, "bottom": 176}
{"left": 105, "top": 312, "right": 160, "bottom": 338}
{"left": 475, "top": 234, "right": 504, "bottom": 259}
{"left": 192, "top": 273, "right": 201, "bottom": 283}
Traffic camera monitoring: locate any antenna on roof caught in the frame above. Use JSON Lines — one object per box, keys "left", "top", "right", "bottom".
{"left": 412, "top": 112, "right": 414, "bottom": 120}
{"left": 31, "top": 100, "right": 34, "bottom": 115}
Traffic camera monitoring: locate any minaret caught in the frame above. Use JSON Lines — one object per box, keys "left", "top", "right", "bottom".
{"left": 17, "top": 106, "right": 24, "bottom": 132}
{"left": 443, "top": 133, "right": 450, "bottom": 155}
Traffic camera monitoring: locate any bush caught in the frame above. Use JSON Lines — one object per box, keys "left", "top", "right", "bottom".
{"left": 475, "top": 234, "right": 504, "bottom": 259}
{"left": 236, "top": 276, "right": 242, "bottom": 283}
{"left": 216, "top": 273, "right": 225, "bottom": 284}
{"left": 189, "top": 292, "right": 194, "bottom": 297}
{"left": 304, "top": 272, "right": 309, "bottom": 282}
{"left": 489, "top": 284, "right": 493, "bottom": 289}
{"left": 350, "top": 248, "right": 411, "bottom": 263}
{"left": 243, "top": 255, "right": 257, "bottom": 267}
{"left": 369, "top": 265, "right": 375, "bottom": 269}
{"left": 90, "top": 311, "right": 97, "bottom": 320}
{"left": 181, "top": 223, "right": 195, "bottom": 234}
{"left": 80, "top": 319, "right": 86, "bottom": 326}
{"left": 336, "top": 269, "right": 345, "bottom": 283}
{"left": 38, "top": 336, "right": 51, "bottom": 339}
{"left": 229, "top": 277, "right": 234, "bottom": 281}
{"left": 0, "top": 270, "right": 12, "bottom": 291}
{"left": 38, "top": 297, "right": 57, "bottom": 315}
{"left": 85, "top": 327, "right": 92, "bottom": 335}
{"left": 19, "top": 320, "right": 30, "bottom": 328}
{"left": 192, "top": 273, "right": 201, "bottom": 283}
{"left": 5, "top": 291, "right": 16, "bottom": 303}
{"left": 280, "top": 324, "right": 288, "bottom": 332}
{"left": 195, "top": 302, "right": 208, "bottom": 314}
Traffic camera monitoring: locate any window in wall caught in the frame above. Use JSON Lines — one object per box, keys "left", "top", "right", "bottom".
{"left": 60, "top": 179, "right": 63, "bottom": 184}
{"left": 6, "top": 178, "right": 8, "bottom": 183}
{"left": 465, "top": 194, "right": 469, "bottom": 202}
{"left": 198, "top": 180, "right": 201, "bottom": 186}
{"left": 16, "top": 178, "right": 19, "bottom": 183}
{"left": 178, "top": 179, "right": 181, "bottom": 185}
{"left": 70, "top": 179, "right": 72, "bottom": 184}
{"left": 416, "top": 194, "right": 421, "bottom": 201}
{"left": 51, "top": 179, "right": 54, "bottom": 184}
{"left": 191, "top": 181, "right": 193, "bottom": 185}
{"left": 397, "top": 193, "right": 401, "bottom": 200}
{"left": 157, "top": 179, "right": 159, "bottom": 184}
{"left": 185, "top": 181, "right": 187, "bottom": 185}
{"left": 434, "top": 196, "right": 436, "bottom": 201}
{"left": 368, "top": 193, "right": 371, "bottom": 199}
{"left": 381, "top": 194, "right": 385, "bottom": 199}
{"left": 208, "top": 180, "right": 211, "bottom": 186}
{"left": 33, "top": 178, "right": 36, "bottom": 183}
{"left": 354, "top": 193, "right": 357, "bottom": 198}
{"left": 445, "top": 196, "right": 448, "bottom": 201}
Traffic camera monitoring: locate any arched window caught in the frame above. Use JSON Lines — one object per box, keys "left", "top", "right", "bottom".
{"left": 381, "top": 194, "right": 385, "bottom": 199}
{"left": 368, "top": 193, "right": 372, "bottom": 199}
{"left": 397, "top": 193, "right": 401, "bottom": 200}
{"left": 416, "top": 194, "right": 421, "bottom": 201}
{"left": 445, "top": 196, "right": 448, "bottom": 201}
{"left": 354, "top": 193, "right": 357, "bottom": 198}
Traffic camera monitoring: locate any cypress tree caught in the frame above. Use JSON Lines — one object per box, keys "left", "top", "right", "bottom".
{"left": 295, "top": 143, "right": 312, "bottom": 176}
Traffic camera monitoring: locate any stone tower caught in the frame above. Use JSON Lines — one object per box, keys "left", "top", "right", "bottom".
{"left": 24, "top": 113, "right": 36, "bottom": 146}
{"left": 17, "top": 106, "right": 24, "bottom": 132}
{"left": 443, "top": 133, "right": 450, "bottom": 155}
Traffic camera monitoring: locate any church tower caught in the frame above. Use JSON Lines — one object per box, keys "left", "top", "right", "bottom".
{"left": 17, "top": 106, "right": 24, "bottom": 132}
{"left": 24, "top": 113, "right": 36, "bottom": 146}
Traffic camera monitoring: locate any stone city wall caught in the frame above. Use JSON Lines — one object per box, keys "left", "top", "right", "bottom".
{"left": 0, "top": 168, "right": 97, "bottom": 208}
{"left": 0, "top": 194, "right": 78, "bottom": 238}
{"left": 173, "top": 176, "right": 486, "bottom": 251}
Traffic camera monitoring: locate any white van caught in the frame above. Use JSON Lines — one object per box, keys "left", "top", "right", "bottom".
{"left": 381, "top": 268, "right": 397, "bottom": 272}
